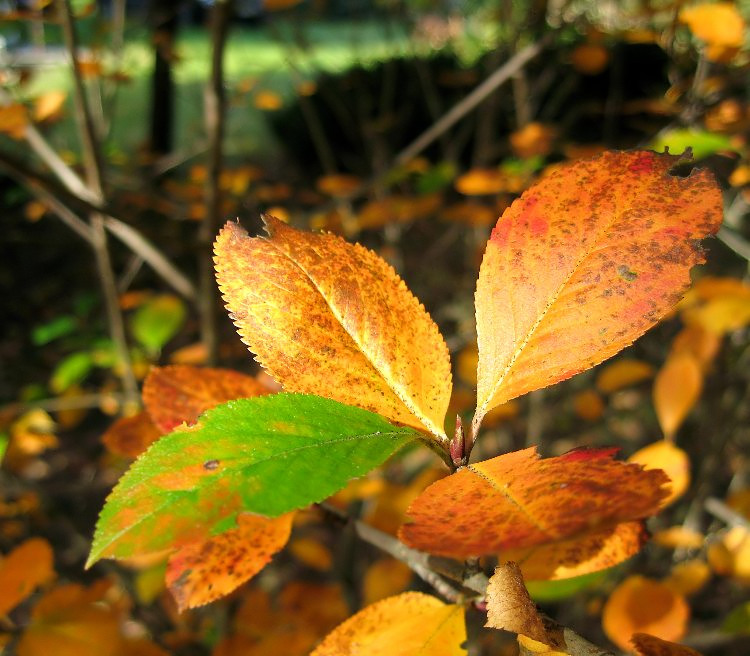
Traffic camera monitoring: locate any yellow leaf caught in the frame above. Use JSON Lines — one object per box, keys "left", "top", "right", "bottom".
{"left": 628, "top": 441, "right": 690, "bottom": 507}
{"left": 652, "top": 527, "right": 704, "bottom": 550}
{"left": 707, "top": 526, "right": 750, "bottom": 583}
{"left": 362, "top": 558, "right": 412, "bottom": 605}
{"left": 680, "top": 3, "right": 745, "bottom": 49}
{"left": 653, "top": 355, "right": 702, "bottom": 438}
{"left": 214, "top": 217, "right": 452, "bottom": 440}
{"left": 595, "top": 359, "right": 655, "bottom": 394}
{"left": 33, "top": 90, "right": 66, "bottom": 122}
{"left": 254, "top": 89, "right": 283, "bottom": 111}
{"left": 602, "top": 576, "right": 690, "bottom": 651}
{"left": 289, "top": 537, "right": 332, "bottom": 571}
{"left": 663, "top": 559, "right": 710, "bottom": 596}
{"left": 572, "top": 389, "right": 605, "bottom": 421}
{"left": 510, "top": 123, "right": 557, "bottom": 159}
{"left": 455, "top": 168, "right": 505, "bottom": 195}
{"left": 311, "top": 592, "right": 467, "bottom": 655}
{"left": 317, "top": 174, "right": 362, "bottom": 198}
{"left": 0, "top": 103, "right": 28, "bottom": 139}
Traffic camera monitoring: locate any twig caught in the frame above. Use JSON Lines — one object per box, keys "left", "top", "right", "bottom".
{"left": 393, "top": 37, "right": 548, "bottom": 166}
{"left": 1, "top": 393, "right": 124, "bottom": 415}
{"left": 705, "top": 497, "right": 750, "bottom": 529}
{"left": 103, "top": 217, "right": 196, "bottom": 299}
{"left": 199, "top": 0, "right": 233, "bottom": 365}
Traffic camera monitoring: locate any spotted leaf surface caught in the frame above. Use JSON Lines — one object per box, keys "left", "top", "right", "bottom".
{"left": 214, "top": 217, "right": 452, "bottom": 441}
{"left": 399, "top": 447, "right": 668, "bottom": 562}
{"left": 88, "top": 394, "right": 416, "bottom": 566}
{"left": 166, "top": 512, "right": 294, "bottom": 611}
{"left": 143, "top": 365, "right": 269, "bottom": 433}
{"left": 311, "top": 592, "right": 467, "bottom": 656}
{"left": 474, "top": 151, "right": 722, "bottom": 429}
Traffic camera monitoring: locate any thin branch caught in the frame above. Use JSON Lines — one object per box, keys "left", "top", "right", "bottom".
{"left": 717, "top": 226, "right": 750, "bottom": 263}
{"left": 104, "top": 217, "right": 196, "bottom": 299}
{"left": 393, "top": 37, "right": 548, "bottom": 166}
{"left": 705, "top": 497, "right": 750, "bottom": 529}
{"left": 1, "top": 393, "right": 124, "bottom": 416}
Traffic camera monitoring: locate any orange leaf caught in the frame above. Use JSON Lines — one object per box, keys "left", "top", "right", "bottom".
{"left": 0, "top": 103, "right": 28, "bottom": 139}
{"left": 317, "top": 174, "right": 362, "bottom": 198}
{"left": 503, "top": 521, "right": 648, "bottom": 581}
{"left": 473, "top": 151, "right": 722, "bottom": 430}
{"left": 663, "top": 559, "right": 710, "bottom": 596}
{"left": 455, "top": 168, "right": 505, "bottom": 195}
{"left": 310, "top": 592, "right": 467, "bottom": 655}
{"left": 0, "top": 538, "right": 55, "bottom": 615}
{"left": 214, "top": 217, "right": 452, "bottom": 440}
{"left": 653, "top": 354, "right": 702, "bottom": 438}
{"left": 101, "top": 411, "right": 161, "bottom": 459}
{"left": 652, "top": 527, "right": 704, "bottom": 550}
{"left": 570, "top": 43, "right": 610, "bottom": 75}
{"left": 631, "top": 633, "right": 703, "bottom": 656}
{"left": 572, "top": 389, "right": 605, "bottom": 421}
{"left": 33, "top": 90, "right": 66, "bottom": 122}
{"left": 142, "top": 365, "right": 270, "bottom": 433}
{"left": 679, "top": 3, "right": 745, "bottom": 48}
{"left": 166, "top": 512, "right": 293, "bottom": 611}
{"left": 510, "top": 122, "right": 557, "bottom": 159}
{"left": 399, "top": 447, "right": 668, "bottom": 561}
{"left": 602, "top": 576, "right": 689, "bottom": 651}
{"left": 628, "top": 441, "right": 690, "bottom": 506}
{"left": 362, "top": 558, "right": 412, "bottom": 605}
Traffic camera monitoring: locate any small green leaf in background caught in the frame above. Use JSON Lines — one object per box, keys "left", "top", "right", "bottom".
{"left": 722, "top": 602, "right": 750, "bottom": 635}
{"left": 50, "top": 351, "right": 94, "bottom": 394}
{"left": 417, "top": 161, "right": 458, "bottom": 194}
{"left": 0, "top": 433, "right": 8, "bottom": 463}
{"left": 526, "top": 570, "right": 607, "bottom": 602}
{"left": 88, "top": 394, "right": 417, "bottom": 566}
{"left": 90, "top": 338, "right": 117, "bottom": 367}
{"left": 130, "top": 294, "right": 186, "bottom": 355}
{"left": 32, "top": 316, "right": 77, "bottom": 346}
{"left": 650, "top": 129, "right": 733, "bottom": 160}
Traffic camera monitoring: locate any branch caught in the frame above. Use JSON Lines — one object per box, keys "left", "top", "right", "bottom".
{"left": 393, "top": 37, "right": 549, "bottom": 166}
{"left": 705, "top": 497, "right": 750, "bottom": 529}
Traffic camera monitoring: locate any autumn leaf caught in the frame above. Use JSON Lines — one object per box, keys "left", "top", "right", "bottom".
{"left": 33, "top": 90, "right": 66, "bottom": 122}
{"left": 88, "top": 394, "right": 417, "bottom": 566}
{"left": 629, "top": 441, "right": 690, "bottom": 506}
{"left": 0, "top": 538, "right": 55, "bottom": 615}
{"left": 631, "top": 633, "right": 703, "bottom": 656}
{"left": 602, "top": 576, "right": 689, "bottom": 651}
{"left": 143, "top": 365, "right": 270, "bottom": 432}
{"left": 129, "top": 294, "right": 186, "bottom": 355}
{"left": 399, "top": 446, "right": 668, "bottom": 568}
{"left": 101, "top": 412, "right": 161, "bottom": 459}
{"left": 166, "top": 512, "right": 293, "bottom": 611}
{"left": 653, "top": 354, "right": 702, "bottom": 438}
{"left": 214, "top": 217, "right": 452, "bottom": 440}
{"left": 595, "top": 358, "right": 655, "bottom": 394}
{"left": 473, "top": 150, "right": 722, "bottom": 431}
{"left": 311, "top": 592, "right": 467, "bottom": 655}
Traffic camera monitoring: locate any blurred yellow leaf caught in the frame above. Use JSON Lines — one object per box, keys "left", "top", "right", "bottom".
{"left": 456, "top": 343, "right": 478, "bottom": 386}
{"left": 663, "top": 559, "right": 711, "bottom": 596}
{"left": 707, "top": 526, "right": 750, "bottom": 584}
{"left": 652, "top": 527, "right": 704, "bottom": 550}
{"left": 596, "top": 358, "right": 655, "bottom": 394}
{"left": 455, "top": 168, "right": 505, "bottom": 195}
{"left": 254, "top": 89, "right": 283, "bottom": 111}
{"left": 362, "top": 558, "right": 412, "bottom": 605}
{"left": 316, "top": 173, "right": 361, "bottom": 198}
{"left": 602, "top": 576, "right": 690, "bottom": 651}
{"left": 570, "top": 43, "right": 609, "bottom": 75}
{"left": 653, "top": 354, "right": 702, "bottom": 439}
{"left": 33, "top": 90, "right": 66, "bottom": 122}
{"left": 439, "top": 202, "right": 496, "bottom": 227}
{"left": 289, "top": 537, "right": 332, "bottom": 571}
{"left": 510, "top": 122, "right": 557, "bottom": 159}
{"left": 628, "top": 441, "right": 690, "bottom": 507}
{"left": 572, "top": 389, "right": 605, "bottom": 421}
{"left": 0, "top": 103, "right": 28, "bottom": 139}
{"left": 669, "top": 325, "right": 720, "bottom": 370}
{"left": 680, "top": 3, "right": 745, "bottom": 50}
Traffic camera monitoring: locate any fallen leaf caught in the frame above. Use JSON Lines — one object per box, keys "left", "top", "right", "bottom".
{"left": 311, "top": 592, "right": 467, "bottom": 655}
{"left": 143, "top": 365, "right": 270, "bottom": 433}
{"left": 214, "top": 217, "right": 452, "bottom": 440}
{"left": 653, "top": 355, "right": 702, "bottom": 438}
{"left": 602, "top": 576, "right": 689, "bottom": 651}
{"left": 399, "top": 447, "right": 668, "bottom": 563}
{"left": 473, "top": 151, "right": 722, "bottom": 431}
{"left": 166, "top": 512, "right": 293, "bottom": 611}
{"left": 0, "top": 538, "right": 55, "bottom": 615}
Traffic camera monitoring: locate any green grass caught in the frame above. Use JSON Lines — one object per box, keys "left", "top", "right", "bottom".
{"left": 14, "top": 19, "right": 412, "bottom": 160}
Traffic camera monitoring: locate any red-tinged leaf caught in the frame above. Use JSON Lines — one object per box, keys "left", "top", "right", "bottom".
{"left": 311, "top": 592, "right": 467, "bottom": 656}
{"left": 399, "top": 447, "right": 668, "bottom": 563}
{"left": 0, "top": 538, "right": 55, "bottom": 615}
{"left": 143, "top": 365, "right": 270, "bottom": 433}
{"left": 473, "top": 150, "right": 722, "bottom": 431}
{"left": 214, "top": 217, "right": 452, "bottom": 440}
{"left": 101, "top": 412, "right": 161, "bottom": 459}
{"left": 166, "top": 512, "right": 293, "bottom": 611}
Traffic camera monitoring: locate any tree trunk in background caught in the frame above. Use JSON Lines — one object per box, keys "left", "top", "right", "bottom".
{"left": 149, "top": 0, "right": 178, "bottom": 155}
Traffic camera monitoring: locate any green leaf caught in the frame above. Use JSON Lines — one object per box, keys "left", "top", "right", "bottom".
{"left": 526, "top": 570, "right": 607, "bottom": 602}
{"left": 417, "top": 161, "right": 457, "bottom": 194}
{"left": 32, "top": 316, "right": 77, "bottom": 346}
{"left": 49, "top": 351, "right": 94, "bottom": 394}
{"left": 0, "top": 433, "right": 8, "bottom": 463}
{"left": 88, "top": 394, "right": 417, "bottom": 567}
{"left": 650, "top": 129, "right": 734, "bottom": 160}
{"left": 722, "top": 602, "right": 750, "bottom": 635}
{"left": 130, "top": 294, "right": 186, "bottom": 354}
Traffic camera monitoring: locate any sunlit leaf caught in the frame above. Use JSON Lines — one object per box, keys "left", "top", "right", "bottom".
{"left": 50, "top": 351, "right": 93, "bottom": 394}
{"left": 595, "top": 358, "right": 655, "bottom": 394}
{"left": 663, "top": 559, "right": 710, "bottom": 596}
{"left": 653, "top": 354, "right": 702, "bottom": 438}
{"left": 214, "top": 217, "right": 452, "bottom": 440}
{"left": 362, "top": 558, "right": 412, "bottom": 605}
{"left": 0, "top": 538, "right": 55, "bottom": 615}
{"left": 629, "top": 441, "right": 690, "bottom": 506}
{"left": 707, "top": 526, "right": 750, "bottom": 584}
{"left": 166, "top": 512, "right": 293, "bottom": 611}
{"left": 143, "top": 365, "right": 269, "bottom": 432}
{"left": 631, "top": 633, "right": 703, "bottom": 656}
{"left": 32, "top": 315, "right": 76, "bottom": 346}
{"left": 399, "top": 447, "right": 667, "bottom": 565}
{"left": 33, "top": 90, "right": 67, "bottom": 122}
{"left": 88, "top": 394, "right": 417, "bottom": 566}
{"left": 311, "top": 592, "right": 467, "bottom": 655}
{"left": 0, "top": 103, "right": 28, "bottom": 139}
{"left": 474, "top": 151, "right": 722, "bottom": 430}
{"left": 602, "top": 576, "right": 689, "bottom": 651}
{"left": 510, "top": 123, "right": 557, "bottom": 159}
{"left": 679, "top": 3, "right": 745, "bottom": 49}
{"left": 101, "top": 412, "right": 162, "bottom": 459}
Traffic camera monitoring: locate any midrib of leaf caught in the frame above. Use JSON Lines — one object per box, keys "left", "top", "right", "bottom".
{"left": 477, "top": 199, "right": 624, "bottom": 426}
{"left": 91, "top": 429, "right": 411, "bottom": 564}
{"left": 418, "top": 604, "right": 464, "bottom": 655}
{"left": 267, "top": 238, "right": 447, "bottom": 441}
